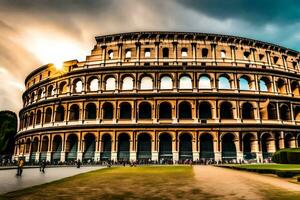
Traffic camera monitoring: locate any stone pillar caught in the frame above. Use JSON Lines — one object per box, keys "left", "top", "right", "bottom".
{"left": 94, "top": 152, "right": 101, "bottom": 162}
{"left": 155, "top": 41, "right": 160, "bottom": 65}
{"left": 77, "top": 152, "right": 82, "bottom": 161}
{"left": 214, "top": 152, "right": 222, "bottom": 162}
{"left": 130, "top": 151, "right": 137, "bottom": 161}
{"left": 256, "top": 152, "right": 263, "bottom": 163}
{"left": 152, "top": 151, "right": 158, "bottom": 162}
{"left": 60, "top": 152, "right": 66, "bottom": 162}
{"left": 230, "top": 45, "right": 236, "bottom": 65}
{"left": 173, "top": 151, "right": 179, "bottom": 163}
{"left": 46, "top": 152, "right": 51, "bottom": 162}
{"left": 211, "top": 43, "right": 217, "bottom": 65}
{"left": 279, "top": 131, "right": 285, "bottom": 149}
{"left": 111, "top": 152, "right": 117, "bottom": 161}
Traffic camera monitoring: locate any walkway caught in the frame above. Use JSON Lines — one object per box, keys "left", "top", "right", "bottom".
{"left": 0, "top": 166, "right": 104, "bottom": 194}
{"left": 193, "top": 166, "right": 300, "bottom": 200}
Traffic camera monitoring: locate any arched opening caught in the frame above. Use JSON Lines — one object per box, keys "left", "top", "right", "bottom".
{"left": 122, "top": 76, "right": 134, "bottom": 90}
{"left": 160, "top": 75, "right": 173, "bottom": 90}
{"left": 267, "top": 103, "right": 278, "bottom": 120}
{"left": 24, "top": 114, "right": 28, "bottom": 127}
{"left": 179, "top": 75, "right": 192, "bottom": 89}
{"left": 159, "top": 133, "right": 173, "bottom": 162}
{"left": 179, "top": 101, "right": 192, "bottom": 119}
{"left": 101, "top": 134, "right": 111, "bottom": 160}
{"left": 181, "top": 48, "right": 188, "bottom": 57}
{"left": 220, "top": 50, "right": 226, "bottom": 58}
{"left": 37, "top": 89, "right": 43, "bottom": 100}
{"left": 163, "top": 48, "right": 169, "bottom": 58}
{"left": 179, "top": 133, "right": 193, "bottom": 161}
{"left": 102, "top": 102, "right": 114, "bottom": 119}
{"left": 218, "top": 75, "right": 231, "bottom": 89}
{"left": 137, "top": 133, "right": 152, "bottom": 161}
{"left": 108, "top": 50, "right": 113, "bottom": 60}
{"left": 55, "top": 105, "right": 65, "bottom": 122}
{"left": 140, "top": 76, "right": 153, "bottom": 90}
{"left": 117, "top": 133, "right": 130, "bottom": 161}
{"left": 66, "top": 134, "right": 78, "bottom": 161}
{"left": 105, "top": 77, "right": 116, "bottom": 91}
{"left": 30, "top": 138, "right": 39, "bottom": 163}
{"left": 40, "top": 136, "right": 49, "bottom": 161}
{"left": 69, "top": 104, "right": 80, "bottom": 121}
{"left": 284, "top": 134, "right": 294, "bottom": 148}
{"left": 243, "top": 133, "right": 256, "bottom": 160}
{"left": 45, "top": 108, "right": 52, "bottom": 123}
{"left": 36, "top": 110, "right": 42, "bottom": 125}
{"left": 159, "top": 102, "right": 172, "bottom": 119}
{"left": 125, "top": 49, "right": 131, "bottom": 58}
{"left": 83, "top": 134, "right": 96, "bottom": 162}
{"left": 138, "top": 102, "right": 152, "bottom": 119}
{"left": 280, "top": 104, "right": 290, "bottom": 121}
{"left": 200, "top": 133, "right": 214, "bottom": 159}
{"left": 52, "top": 135, "right": 62, "bottom": 163}
{"left": 73, "top": 79, "right": 83, "bottom": 93}
{"left": 220, "top": 102, "right": 233, "bottom": 119}
{"left": 239, "top": 76, "right": 250, "bottom": 90}
{"left": 294, "top": 106, "right": 300, "bottom": 121}
{"left": 199, "top": 75, "right": 211, "bottom": 89}
{"left": 291, "top": 81, "right": 299, "bottom": 96}
{"left": 261, "top": 133, "right": 275, "bottom": 159}
{"left": 277, "top": 79, "right": 286, "bottom": 94}
{"left": 59, "top": 81, "right": 68, "bottom": 94}
{"left": 88, "top": 77, "right": 99, "bottom": 92}
{"left": 259, "top": 77, "right": 271, "bottom": 92}
{"left": 85, "top": 103, "right": 97, "bottom": 120}
{"left": 119, "top": 102, "right": 132, "bottom": 119}
{"left": 222, "top": 133, "right": 237, "bottom": 161}
{"left": 199, "top": 102, "right": 212, "bottom": 119}
{"left": 242, "top": 102, "right": 254, "bottom": 119}
{"left": 47, "top": 85, "right": 54, "bottom": 97}
{"left": 25, "top": 138, "right": 31, "bottom": 154}
{"left": 29, "top": 112, "right": 34, "bottom": 126}
{"left": 202, "top": 48, "right": 208, "bottom": 58}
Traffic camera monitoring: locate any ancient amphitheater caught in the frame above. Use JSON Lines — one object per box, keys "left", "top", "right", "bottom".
{"left": 14, "top": 31, "right": 300, "bottom": 163}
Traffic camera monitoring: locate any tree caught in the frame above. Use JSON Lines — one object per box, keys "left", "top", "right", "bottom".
{"left": 0, "top": 111, "right": 17, "bottom": 158}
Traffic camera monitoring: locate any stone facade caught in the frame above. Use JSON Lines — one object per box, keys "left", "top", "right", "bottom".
{"left": 14, "top": 31, "right": 300, "bottom": 163}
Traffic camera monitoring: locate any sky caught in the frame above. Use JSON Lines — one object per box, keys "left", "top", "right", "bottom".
{"left": 1, "top": 0, "right": 300, "bottom": 113}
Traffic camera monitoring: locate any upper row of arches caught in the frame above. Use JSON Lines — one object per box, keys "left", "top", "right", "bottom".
{"left": 25, "top": 73, "right": 300, "bottom": 105}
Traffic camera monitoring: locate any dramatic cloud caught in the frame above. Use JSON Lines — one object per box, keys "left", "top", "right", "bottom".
{"left": 0, "top": 0, "right": 299, "bottom": 113}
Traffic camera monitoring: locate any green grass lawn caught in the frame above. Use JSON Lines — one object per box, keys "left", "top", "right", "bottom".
{"left": 2, "top": 165, "right": 300, "bottom": 200}
{"left": 1, "top": 166, "right": 215, "bottom": 200}
{"left": 222, "top": 164, "right": 300, "bottom": 171}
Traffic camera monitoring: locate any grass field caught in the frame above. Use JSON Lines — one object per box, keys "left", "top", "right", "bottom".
{"left": 1, "top": 166, "right": 215, "bottom": 200}
{"left": 1, "top": 165, "right": 300, "bottom": 200}
{"left": 222, "top": 164, "right": 300, "bottom": 170}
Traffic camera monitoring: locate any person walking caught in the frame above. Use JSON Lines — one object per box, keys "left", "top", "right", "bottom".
{"left": 77, "top": 159, "right": 81, "bottom": 168}
{"left": 40, "top": 160, "right": 46, "bottom": 173}
{"left": 16, "top": 159, "right": 24, "bottom": 176}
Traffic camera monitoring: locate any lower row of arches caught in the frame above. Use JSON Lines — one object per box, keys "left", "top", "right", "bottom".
{"left": 16, "top": 132, "right": 300, "bottom": 162}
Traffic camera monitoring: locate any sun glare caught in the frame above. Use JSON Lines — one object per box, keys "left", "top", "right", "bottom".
{"left": 21, "top": 30, "right": 87, "bottom": 69}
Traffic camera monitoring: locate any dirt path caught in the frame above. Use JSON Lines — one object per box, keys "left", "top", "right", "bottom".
{"left": 193, "top": 166, "right": 300, "bottom": 200}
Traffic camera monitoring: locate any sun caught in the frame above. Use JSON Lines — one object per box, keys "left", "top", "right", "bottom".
{"left": 21, "top": 29, "right": 87, "bottom": 70}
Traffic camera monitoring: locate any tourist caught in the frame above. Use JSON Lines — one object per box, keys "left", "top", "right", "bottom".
{"left": 40, "top": 160, "right": 46, "bottom": 173}
{"left": 77, "top": 159, "right": 81, "bottom": 168}
{"left": 16, "top": 159, "right": 24, "bottom": 176}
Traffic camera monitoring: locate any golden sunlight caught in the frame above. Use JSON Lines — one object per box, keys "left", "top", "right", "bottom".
{"left": 21, "top": 29, "right": 87, "bottom": 69}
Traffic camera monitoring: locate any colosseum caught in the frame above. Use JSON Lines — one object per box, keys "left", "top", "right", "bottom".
{"left": 14, "top": 31, "right": 300, "bottom": 164}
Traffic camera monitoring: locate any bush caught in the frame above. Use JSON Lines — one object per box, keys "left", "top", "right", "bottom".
{"left": 272, "top": 148, "right": 300, "bottom": 164}
{"left": 276, "top": 171, "right": 295, "bottom": 178}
